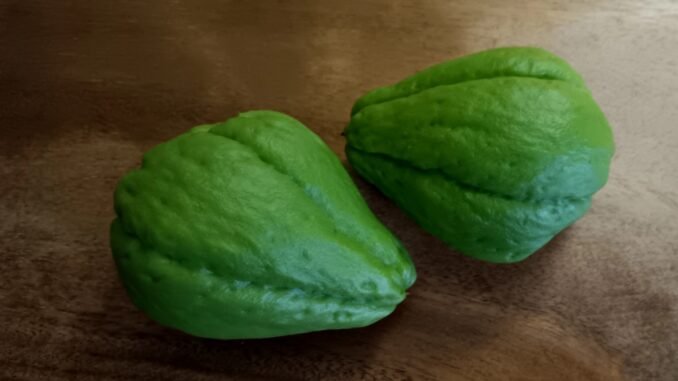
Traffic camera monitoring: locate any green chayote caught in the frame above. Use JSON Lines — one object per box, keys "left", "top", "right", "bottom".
{"left": 345, "top": 47, "right": 615, "bottom": 263}
{"left": 111, "top": 110, "right": 415, "bottom": 339}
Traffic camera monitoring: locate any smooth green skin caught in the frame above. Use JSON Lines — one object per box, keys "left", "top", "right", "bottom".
{"left": 346, "top": 47, "right": 615, "bottom": 263}
{"left": 111, "top": 111, "right": 415, "bottom": 339}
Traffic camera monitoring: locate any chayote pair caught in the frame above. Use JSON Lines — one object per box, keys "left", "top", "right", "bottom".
{"left": 111, "top": 47, "right": 614, "bottom": 339}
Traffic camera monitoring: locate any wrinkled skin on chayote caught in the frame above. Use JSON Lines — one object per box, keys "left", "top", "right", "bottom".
{"left": 346, "top": 47, "right": 615, "bottom": 263}
{"left": 111, "top": 111, "right": 415, "bottom": 339}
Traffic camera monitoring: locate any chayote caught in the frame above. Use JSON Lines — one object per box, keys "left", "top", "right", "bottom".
{"left": 345, "top": 47, "right": 615, "bottom": 263}
{"left": 111, "top": 110, "right": 415, "bottom": 339}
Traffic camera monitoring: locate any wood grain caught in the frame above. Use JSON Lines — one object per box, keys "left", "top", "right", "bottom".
{"left": 1, "top": 1, "right": 676, "bottom": 380}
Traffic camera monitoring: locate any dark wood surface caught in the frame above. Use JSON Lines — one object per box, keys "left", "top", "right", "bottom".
{"left": 1, "top": 1, "right": 677, "bottom": 380}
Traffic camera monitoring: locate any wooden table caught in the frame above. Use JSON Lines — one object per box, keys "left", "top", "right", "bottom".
{"left": 2, "top": 1, "right": 676, "bottom": 380}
